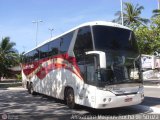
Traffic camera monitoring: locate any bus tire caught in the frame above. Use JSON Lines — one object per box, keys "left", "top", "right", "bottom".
{"left": 30, "top": 83, "right": 36, "bottom": 95}
{"left": 66, "top": 88, "right": 75, "bottom": 109}
{"left": 29, "top": 83, "right": 36, "bottom": 95}
{"left": 27, "top": 82, "right": 31, "bottom": 94}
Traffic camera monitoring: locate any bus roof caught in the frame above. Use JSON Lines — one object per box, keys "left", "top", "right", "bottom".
{"left": 24, "top": 21, "right": 131, "bottom": 54}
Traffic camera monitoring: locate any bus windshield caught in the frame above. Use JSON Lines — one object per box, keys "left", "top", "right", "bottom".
{"left": 91, "top": 26, "right": 142, "bottom": 86}
{"left": 93, "top": 25, "right": 139, "bottom": 53}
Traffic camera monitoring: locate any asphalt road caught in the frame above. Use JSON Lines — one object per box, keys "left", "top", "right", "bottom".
{"left": 141, "top": 86, "right": 160, "bottom": 108}
{"left": 0, "top": 87, "right": 159, "bottom": 120}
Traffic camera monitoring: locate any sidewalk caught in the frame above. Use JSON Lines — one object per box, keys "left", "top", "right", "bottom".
{"left": 143, "top": 78, "right": 160, "bottom": 86}
{"left": 0, "top": 79, "right": 22, "bottom": 88}
{"left": 0, "top": 78, "right": 19, "bottom": 82}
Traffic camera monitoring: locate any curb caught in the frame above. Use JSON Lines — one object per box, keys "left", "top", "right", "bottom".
{"left": 144, "top": 85, "right": 160, "bottom": 88}
{"left": 7, "top": 87, "right": 25, "bottom": 90}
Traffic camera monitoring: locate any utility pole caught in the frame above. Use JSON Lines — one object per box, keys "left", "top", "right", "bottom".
{"left": 120, "top": 0, "right": 124, "bottom": 26}
{"left": 158, "top": 0, "right": 160, "bottom": 9}
{"left": 32, "top": 20, "right": 43, "bottom": 46}
{"left": 48, "top": 28, "right": 54, "bottom": 38}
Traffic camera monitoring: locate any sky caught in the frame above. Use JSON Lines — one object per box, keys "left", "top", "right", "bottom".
{"left": 0, "top": 0, "right": 158, "bottom": 53}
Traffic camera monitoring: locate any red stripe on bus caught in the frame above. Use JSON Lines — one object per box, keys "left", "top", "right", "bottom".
{"left": 36, "top": 63, "right": 82, "bottom": 80}
{"left": 22, "top": 53, "right": 83, "bottom": 80}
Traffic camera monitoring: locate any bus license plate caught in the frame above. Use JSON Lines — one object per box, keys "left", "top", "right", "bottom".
{"left": 125, "top": 98, "right": 132, "bottom": 102}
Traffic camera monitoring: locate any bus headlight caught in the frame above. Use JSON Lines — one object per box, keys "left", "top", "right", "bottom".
{"left": 103, "top": 98, "right": 106, "bottom": 102}
{"left": 108, "top": 98, "right": 112, "bottom": 102}
{"left": 103, "top": 98, "right": 112, "bottom": 103}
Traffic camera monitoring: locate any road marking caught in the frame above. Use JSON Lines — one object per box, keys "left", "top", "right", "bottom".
{"left": 144, "top": 86, "right": 160, "bottom": 88}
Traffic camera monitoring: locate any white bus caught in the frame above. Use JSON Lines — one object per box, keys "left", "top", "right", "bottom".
{"left": 22, "top": 21, "right": 144, "bottom": 109}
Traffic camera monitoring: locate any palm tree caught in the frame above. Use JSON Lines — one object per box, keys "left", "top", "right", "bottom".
{"left": 0, "top": 37, "right": 19, "bottom": 80}
{"left": 113, "top": 2, "right": 149, "bottom": 27}
{"left": 152, "top": 9, "right": 160, "bottom": 17}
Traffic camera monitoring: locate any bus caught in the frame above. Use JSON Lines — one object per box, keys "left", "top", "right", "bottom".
{"left": 22, "top": 21, "right": 144, "bottom": 109}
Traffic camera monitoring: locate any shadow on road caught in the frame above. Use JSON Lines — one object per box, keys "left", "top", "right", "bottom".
{"left": 141, "top": 96, "right": 160, "bottom": 107}
{"left": 0, "top": 89, "right": 151, "bottom": 120}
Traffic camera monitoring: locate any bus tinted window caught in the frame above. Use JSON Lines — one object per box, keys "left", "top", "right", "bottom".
{"left": 60, "top": 32, "right": 73, "bottom": 53}
{"left": 22, "top": 54, "right": 26, "bottom": 64}
{"left": 93, "top": 26, "right": 139, "bottom": 53}
{"left": 25, "top": 53, "right": 29, "bottom": 63}
{"left": 40, "top": 44, "right": 49, "bottom": 59}
{"left": 27, "top": 51, "right": 34, "bottom": 63}
{"left": 33, "top": 49, "right": 39, "bottom": 61}
{"left": 27, "top": 53, "right": 31, "bottom": 63}
{"left": 74, "top": 26, "right": 93, "bottom": 62}
{"left": 48, "top": 39, "right": 60, "bottom": 57}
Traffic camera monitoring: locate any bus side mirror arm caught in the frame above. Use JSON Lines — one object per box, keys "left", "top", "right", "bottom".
{"left": 85, "top": 51, "right": 106, "bottom": 69}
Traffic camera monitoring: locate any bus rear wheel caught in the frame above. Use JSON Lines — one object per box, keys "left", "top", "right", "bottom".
{"left": 28, "top": 83, "right": 36, "bottom": 95}
{"left": 27, "top": 82, "right": 30, "bottom": 94}
{"left": 66, "top": 88, "right": 75, "bottom": 109}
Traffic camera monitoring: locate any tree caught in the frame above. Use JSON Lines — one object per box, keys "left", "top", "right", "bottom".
{"left": 0, "top": 37, "right": 19, "bottom": 80}
{"left": 152, "top": 9, "right": 160, "bottom": 18}
{"left": 134, "top": 16, "right": 160, "bottom": 54}
{"left": 113, "top": 2, "right": 149, "bottom": 28}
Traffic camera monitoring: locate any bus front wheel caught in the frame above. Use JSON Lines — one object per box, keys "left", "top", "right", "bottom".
{"left": 66, "top": 88, "right": 75, "bottom": 109}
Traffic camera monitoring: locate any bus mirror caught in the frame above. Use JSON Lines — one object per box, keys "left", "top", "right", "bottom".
{"left": 85, "top": 51, "right": 106, "bottom": 69}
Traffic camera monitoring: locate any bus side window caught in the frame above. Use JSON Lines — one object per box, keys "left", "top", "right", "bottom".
{"left": 60, "top": 32, "right": 73, "bottom": 54}
{"left": 73, "top": 26, "right": 93, "bottom": 63}
{"left": 48, "top": 39, "right": 60, "bottom": 57}
{"left": 25, "top": 53, "right": 29, "bottom": 63}
{"left": 27, "top": 52, "right": 32, "bottom": 63}
{"left": 33, "top": 49, "right": 39, "bottom": 61}
{"left": 39, "top": 44, "right": 49, "bottom": 59}
{"left": 73, "top": 26, "right": 94, "bottom": 81}
{"left": 22, "top": 55, "right": 26, "bottom": 64}
{"left": 27, "top": 53, "right": 30, "bottom": 63}
{"left": 30, "top": 51, "right": 35, "bottom": 63}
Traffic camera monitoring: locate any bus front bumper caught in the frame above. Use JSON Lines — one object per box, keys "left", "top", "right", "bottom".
{"left": 94, "top": 92, "right": 144, "bottom": 109}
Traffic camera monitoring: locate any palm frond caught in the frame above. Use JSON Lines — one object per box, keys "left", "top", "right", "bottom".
{"left": 152, "top": 14, "right": 160, "bottom": 18}
{"left": 153, "top": 9, "right": 160, "bottom": 13}
{"left": 152, "top": 9, "right": 160, "bottom": 18}
{"left": 136, "top": 5, "right": 144, "bottom": 13}
{"left": 113, "top": 2, "right": 148, "bottom": 27}
{"left": 0, "top": 37, "right": 10, "bottom": 51}
{"left": 136, "top": 17, "right": 150, "bottom": 24}
{"left": 0, "top": 37, "right": 16, "bottom": 54}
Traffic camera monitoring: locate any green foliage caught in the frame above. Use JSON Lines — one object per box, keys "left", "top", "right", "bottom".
{"left": 0, "top": 37, "right": 19, "bottom": 79}
{"left": 16, "top": 74, "right": 22, "bottom": 81}
{"left": 134, "top": 16, "right": 160, "bottom": 54}
{"left": 113, "top": 2, "right": 149, "bottom": 28}
{"left": 112, "top": 1, "right": 160, "bottom": 55}
{"left": 152, "top": 9, "right": 160, "bottom": 18}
